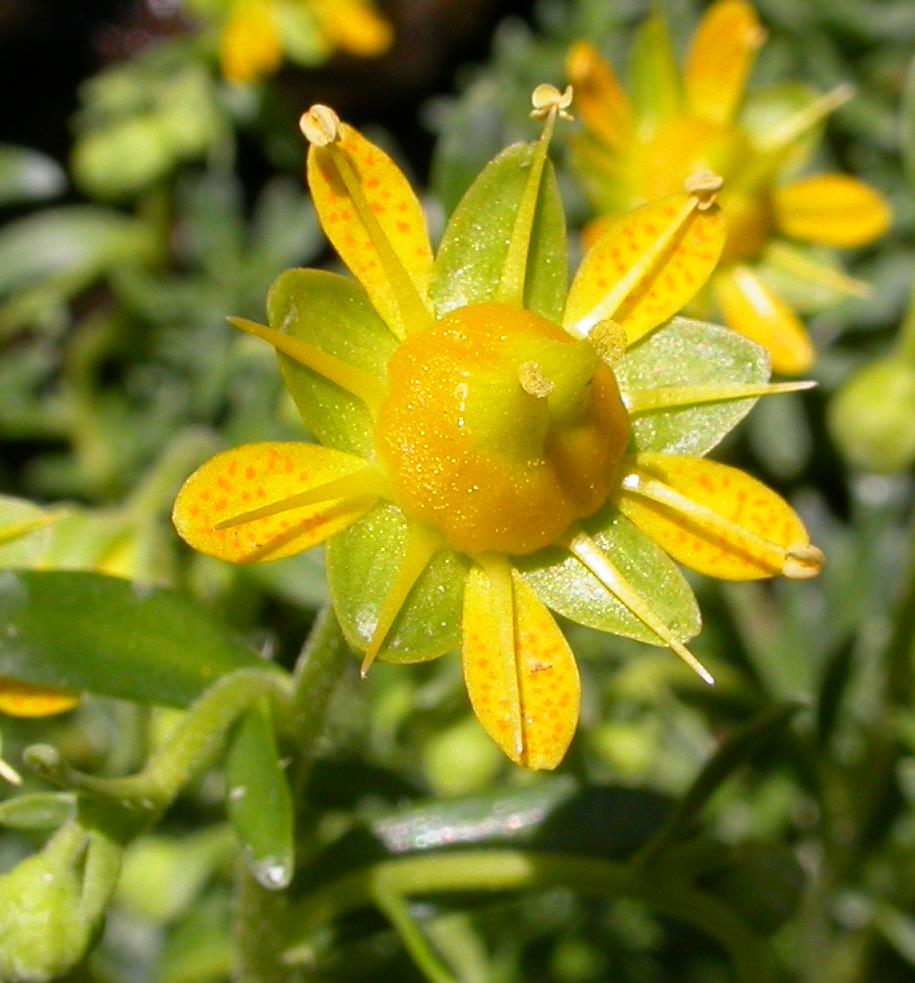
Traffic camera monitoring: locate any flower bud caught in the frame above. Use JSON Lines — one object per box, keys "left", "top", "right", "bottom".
{"left": 829, "top": 359, "right": 915, "bottom": 473}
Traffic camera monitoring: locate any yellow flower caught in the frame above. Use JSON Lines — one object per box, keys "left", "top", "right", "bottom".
{"left": 173, "top": 89, "right": 822, "bottom": 770}
{"left": 215, "top": 0, "right": 392, "bottom": 84}
{"left": 567, "top": 0, "right": 891, "bottom": 375}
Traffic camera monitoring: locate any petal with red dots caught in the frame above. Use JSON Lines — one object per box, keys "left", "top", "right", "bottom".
{"left": 172, "top": 443, "right": 376, "bottom": 564}
{"left": 307, "top": 123, "right": 433, "bottom": 339}
{"left": 462, "top": 557, "right": 579, "bottom": 771}
{"left": 617, "top": 453, "right": 813, "bottom": 580}
{"left": 563, "top": 193, "right": 725, "bottom": 344}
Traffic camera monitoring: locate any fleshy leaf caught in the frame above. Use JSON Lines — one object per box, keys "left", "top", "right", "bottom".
{"left": 431, "top": 142, "right": 567, "bottom": 324}
{"left": 715, "top": 265, "right": 813, "bottom": 375}
{"left": 0, "top": 680, "right": 78, "bottom": 718}
{"left": 563, "top": 193, "right": 725, "bottom": 343}
{"left": 517, "top": 507, "right": 701, "bottom": 645}
{"left": 684, "top": 0, "right": 764, "bottom": 126}
{"left": 268, "top": 269, "right": 396, "bottom": 456}
{"left": 614, "top": 317, "right": 769, "bottom": 455}
{"left": 226, "top": 699, "right": 295, "bottom": 890}
{"left": 0, "top": 793, "right": 76, "bottom": 831}
{"left": 307, "top": 122, "right": 432, "bottom": 339}
{"left": 173, "top": 442, "right": 376, "bottom": 564}
{"left": 772, "top": 174, "right": 891, "bottom": 247}
{"left": 462, "top": 558, "right": 579, "bottom": 770}
{"left": 618, "top": 453, "right": 813, "bottom": 580}
{"left": 566, "top": 42, "right": 635, "bottom": 151}
{"left": 0, "top": 570, "right": 262, "bottom": 708}
{"left": 327, "top": 504, "right": 467, "bottom": 663}
{"left": 628, "top": 13, "right": 683, "bottom": 139}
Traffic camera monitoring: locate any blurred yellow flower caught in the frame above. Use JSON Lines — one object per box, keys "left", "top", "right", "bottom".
{"left": 567, "top": 0, "right": 891, "bottom": 374}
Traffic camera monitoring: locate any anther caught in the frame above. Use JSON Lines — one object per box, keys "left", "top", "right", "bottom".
{"left": 589, "top": 319, "right": 627, "bottom": 364}
{"left": 299, "top": 104, "right": 342, "bottom": 146}
{"left": 519, "top": 361, "right": 554, "bottom": 398}
{"left": 684, "top": 170, "right": 724, "bottom": 210}
{"left": 782, "top": 544, "right": 824, "bottom": 580}
{"left": 530, "top": 83, "right": 574, "bottom": 121}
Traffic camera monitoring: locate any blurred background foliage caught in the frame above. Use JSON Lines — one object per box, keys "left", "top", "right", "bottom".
{"left": 0, "top": 1, "right": 914, "bottom": 981}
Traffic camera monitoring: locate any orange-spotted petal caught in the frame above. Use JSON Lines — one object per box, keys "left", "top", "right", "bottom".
{"left": 0, "top": 679, "right": 78, "bottom": 718}
{"left": 566, "top": 41, "right": 635, "bottom": 150}
{"left": 173, "top": 442, "right": 378, "bottom": 563}
{"left": 715, "top": 265, "right": 814, "bottom": 375}
{"left": 684, "top": 0, "right": 766, "bottom": 126}
{"left": 220, "top": 0, "right": 283, "bottom": 84}
{"left": 564, "top": 184, "right": 726, "bottom": 343}
{"left": 310, "top": 0, "right": 392, "bottom": 56}
{"left": 306, "top": 118, "right": 433, "bottom": 339}
{"left": 772, "top": 174, "right": 891, "bottom": 248}
{"left": 462, "top": 556, "right": 580, "bottom": 770}
{"left": 617, "top": 453, "right": 822, "bottom": 581}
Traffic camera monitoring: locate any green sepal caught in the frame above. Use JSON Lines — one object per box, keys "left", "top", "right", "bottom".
{"left": 268, "top": 268, "right": 396, "bottom": 456}
{"left": 628, "top": 14, "right": 683, "bottom": 139}
{"left": 226, "top": 699, "right": 295, "bottom": 890}
{"left": 517, "top": 507, "right": 701, "bottom": 645}
{"left": 327, "top": 504, "right": 467, "bottom": 663}
{"left": 615, "top": 317, "right": 769, "bottom": 457}
{"left": 431, "top": 142, "right": 567, "bottom": 324}
{"left": 0, "top": 570, "right": 262, "bottom": 708}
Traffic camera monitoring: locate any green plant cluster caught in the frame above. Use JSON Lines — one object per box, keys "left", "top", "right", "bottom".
{"left": 0, "top": 1, "right": 913, "bottom": 981}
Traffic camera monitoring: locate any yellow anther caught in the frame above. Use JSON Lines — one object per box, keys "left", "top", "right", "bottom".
{"left": 684, "top": 170, "right": 724, "bottom": 210}
{"left": 782, "top": 544, "right": 824, "bottom": 580}
{"left": 299, "top": 104, "right": 342, "bottom": 146}
{"left": 519, "top": 361, "right": 555, "bottom": 398}
{"left": 589, "top": 319, "right": 627, "bottom": 364}
{"left": 530, "top": 83, "right": 574, "bottom": 121}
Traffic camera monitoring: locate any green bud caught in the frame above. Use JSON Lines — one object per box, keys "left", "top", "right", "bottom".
{"left": 0, "top": 825, "right": 92, "bottom": 982}
{"left": 828, "top": 359, "right": 915, "bottom": 473}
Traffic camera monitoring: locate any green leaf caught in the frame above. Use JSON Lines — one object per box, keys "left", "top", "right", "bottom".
{"left": 614, "top": 317, "right": 769, "bottom": 456}
{"left": 0, "top": 146, "right": 66, "bottom": 206}
{"left": 0, "top": 496, "right": 57, "bottom": 569}
{"left": 517, "top": 506, "right": 701, "bottom": 645}
{"left": 431, "top": 142, "right": 568, "bottom": 324}
{"left": 225, "top": 700, "right": 295, "bottom": 890}
{"left": 628, "top": 14, "right": 682, "bottom": 138}
{"left": 327, "top": 503, "right": 467, "bottom": 663}
{"left": 268, "top": 269, "right": 396, "bottom": 457}
{"left": 0, "top": 570, "right": 262, "bottom": 707}
{"left": 0, "top": 206, "right": 158, "bottom": 297}
{"left": 0, "top": 793, "right": 76, "bottom": 831}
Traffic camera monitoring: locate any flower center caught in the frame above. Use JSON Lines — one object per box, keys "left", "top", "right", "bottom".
{"left": 374, "top": 303, "right": 630, "bottom": 555}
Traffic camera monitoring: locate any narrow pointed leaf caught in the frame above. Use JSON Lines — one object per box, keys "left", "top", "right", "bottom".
{"left": 226, "top": 699, "right": 295, "bottom": 890}
{"left": 614, "top": 317, "right": 769, "bottom": 455}
{"left": 518, "top": 507, "right": 701, "bottom": 645}
{"left": 0, "top": 570, "right": 262, "bottom": 707}
{"left": 432, "top": 142, "right": 567, "bottom": 324}
{"left": 327, "top": 504, "right": 467, "bottom": 663}
{"left": 268, "top": 269, "right": 396, "bottom": 456}
{"left": 0, "top": 496, "right": 57, "bottom": 569}
{"left": 618, "top": 453, "right": 812, "bottom": 580}
{"left": 173, "top": 442, "right": 375, "bottom": 564}
{"left": 773, "top": 174, "right": 891, "bottom": 247}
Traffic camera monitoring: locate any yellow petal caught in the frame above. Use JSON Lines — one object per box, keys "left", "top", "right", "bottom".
{"left": 307, "top": 121, "right": 433, "bottom": 339}
{"left": 715, "top": 265, "right": 814, "bottom": 375}
{"left": 0, "top": 680, "right": 78, "bottom": 718}
{"left": 462, "top": 556, "right": 580, "bottom": 770}
{"left": 566, "top": 41, "right": 634, "bottom": 149}
{"left": 220, "top": 0, "right": 283, "bottom": 84}
{"left": 773, "top": 174, "right": 891, "bottom": 248}
{"left": 173, "top": 443, "right": 376, "bottom": 563}
{"left": 684, "top": 0, "right": 766, "bottom": 125}
{"left": 617, "top": 453, "right": 820, "bottom": 581}
{"left": 311, "top": 0, "right": 392, "bottom": 56}
{"left": 564, "top": 188, "right": 726, "bottom": 343}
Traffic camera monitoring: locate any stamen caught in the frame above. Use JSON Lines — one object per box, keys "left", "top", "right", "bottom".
{"left": 496, "top": 84, "right": 574, "bottom": 307}
{"left": 589, "top": 319, "right": 627, "bottom": 364}
{"left": 624, "top": 380, "right": 815, "bottom": 414}
{"left": 299, "top": 104, "right": 342, "bottom": 146}
{"left": 764, "top": 242, "right": 871, "bottom": 299}
{"left": 761, "top": 84, "right": 854, "bottom": 151}
{"left": 683, "top": 170, "right": 723, "bottom": 210}
{"left": 215, "top": 467, "right": 383, "bottom": 530}
{"left": 228, "top": 317, "right": 386, "bottom": 413}
{"left": 620, "top": 470, "right": 823, "bottom": 579}
{"left": 361, "top": 524, "right": 441, "bottom": 676}
{"left": 519, "top": 361, "right": 554, "bottom": 398}
{"left": 565, "top": 530, "right": 714, "bottom": 685}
